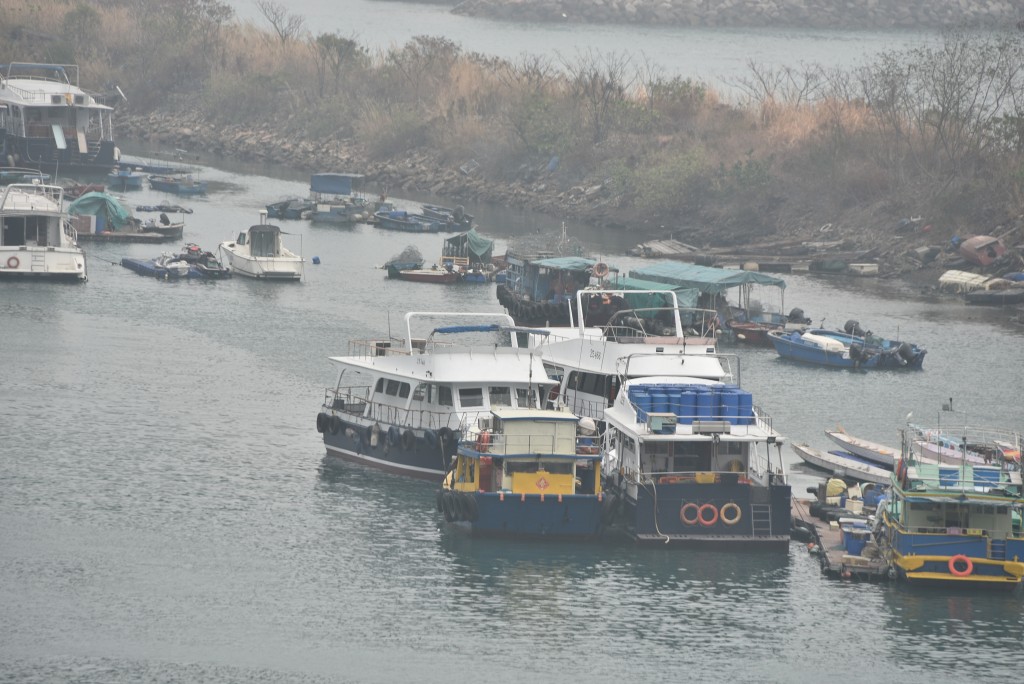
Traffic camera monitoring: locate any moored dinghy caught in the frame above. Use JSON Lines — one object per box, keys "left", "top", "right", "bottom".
{"left": 824, "top": 427, "right": 898, "bottom": 468}
{"left": 219, "top": 210, "right": 304, "bottom": 280}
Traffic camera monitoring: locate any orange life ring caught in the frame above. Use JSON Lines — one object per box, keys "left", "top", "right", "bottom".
{"left": 720, "top": 502, "right": 742, "bottom": 525}
{"left": 698, "top": 503, "right": 719, "bottom": 526}
{"left": 6, "top": 256, "right": 19, "bottom": 269}
{"left": 593, "top": 262, "right": 609, "bottom": 278}
{"left": 475, "top": 430, "right": 491, "bottom": 453}
{"left": 680, "top": 502, "right": 700, "bottom": 525}
{"left": 948, "top": 555, "right": 973, "bottom": 577}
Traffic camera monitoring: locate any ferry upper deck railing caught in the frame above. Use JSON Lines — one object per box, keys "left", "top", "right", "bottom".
{"left": 0, "top": 181, "right": 65, "bottom": 213}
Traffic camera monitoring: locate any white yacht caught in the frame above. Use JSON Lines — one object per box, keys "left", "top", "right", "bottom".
{"left": 315, "top": 312, "right": 556, "bottom": 480}
{"left": 0, "top": 178, "right": 87, "bottom": 281}
{"left": 0, "top": 62, "right": 119, "bottom": 170}
{"left": 528, "top": 288, "right": 733, "bottom": 422}
{"left": 219, "top": 210, "right": 304, "bottom": 280}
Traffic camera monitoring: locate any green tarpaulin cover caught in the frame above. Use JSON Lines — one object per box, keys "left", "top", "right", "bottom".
{"left": 68, "top": 192, "right": 132, "bottom": 229}
{"left": 444, "top": 228, "right": 494, "bottom": 263}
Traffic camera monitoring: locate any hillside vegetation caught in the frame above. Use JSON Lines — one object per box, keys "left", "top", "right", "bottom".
{"left": 3, "top": 0, "right": 1024, "bottom": 258}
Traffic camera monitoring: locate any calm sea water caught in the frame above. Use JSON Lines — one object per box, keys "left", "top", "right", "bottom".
{"left": 1, "top": 157, "right": 1023, "bottom": 682}
{"left": 228, "top": 0, "right": 939, "bottom": 92}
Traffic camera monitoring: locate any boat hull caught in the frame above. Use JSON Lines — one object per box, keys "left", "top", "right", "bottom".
{"left": 320, "top": 414, "right": 454, "bottom": 480}
{"left": 824, "top": 429, "right": 897, "bottom": 468}
{"left": 1, "top": 248, "right": 87, "bottom": 281}
{"left": 1, "top": 135, "right": 117, "bottom": 172}
{"left": 441, "top": 491, "right": 604, "bottom": 540}
{"left": 609, "top": 479, "right": 792, "bottom": 549}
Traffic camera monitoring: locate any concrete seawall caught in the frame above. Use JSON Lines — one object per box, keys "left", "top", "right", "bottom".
{"left": 450, "top": 0, "right": 1020, "bottom": 29}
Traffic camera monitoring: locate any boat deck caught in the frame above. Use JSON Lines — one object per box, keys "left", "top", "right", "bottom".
{"left": 791, "top": 498, "right": 890, "bottom": 582}
{"left": 79, "top": 231, "right": 176, "bottom": 243}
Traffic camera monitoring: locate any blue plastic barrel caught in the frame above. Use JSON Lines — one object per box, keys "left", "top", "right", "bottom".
{"left": 633, "top": 391, "right": 650, "bottom": 423}
{"left": 679, "top": 391, "right": 696, "bottom": 425}
{"left": 649, "top": 392, "right": 669, "bottom": 414}
{"left": 737, "top": 391, "right": 753, "bottom": 425}
{"left": 696, "top": 391, "right": 714, "bottom": 421}
{"left": 720, "top": 389, "right": 740, "bottom": 425}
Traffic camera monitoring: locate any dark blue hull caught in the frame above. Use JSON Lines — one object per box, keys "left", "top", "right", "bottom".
{"left": 318, "top": 411, "right": 456, "bottom": 481}
{"left": 440, "top": 490, "right": 604, "bottom": 539}
{"left": 1, "top": 133, "right": 117, "bottom": 172}
{"left": 612, "top": 480, "right": 791, "bottom": 549}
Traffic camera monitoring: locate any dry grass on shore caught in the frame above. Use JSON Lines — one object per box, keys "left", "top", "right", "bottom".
{"left": 3, "top": 1, "right": 1023, "bottom": 244}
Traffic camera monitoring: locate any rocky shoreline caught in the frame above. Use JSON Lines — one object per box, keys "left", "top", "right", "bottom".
{"left": 120, "top": 112, "right": 637, "bottom": 230}
{"left": 450, "top": 0, "right": 1020, "bottom": 29}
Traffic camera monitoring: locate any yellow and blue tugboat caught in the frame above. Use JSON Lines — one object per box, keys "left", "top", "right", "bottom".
{"left": 877, "top": 426, "right": 1024, "bottom": 588}
{"left": 438, "top": 408, "right": 605, "bottom": 539}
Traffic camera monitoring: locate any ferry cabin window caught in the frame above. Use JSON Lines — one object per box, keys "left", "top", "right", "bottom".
{"left": 412, "top": 383, "right": 430, "bottom": 402}
{"left": 543, "top": 363, "right": 563, "bottom": 383}
{"left": 489, "top": 387, "right": 512, "bottom": 407}
{"left": 459, "top": 387, "right": 484, "bottom": 408}
{"left": 437, "top": 386, "right": 453, "bottom": 407}
{"left": 374, "top": 378, "right": 385, "bottom": 394}
{"left": 251, "top": 230, "right": 277, "bottom": 257}
{"left": 515, "top": 387, "right": 536, "bottom": 408}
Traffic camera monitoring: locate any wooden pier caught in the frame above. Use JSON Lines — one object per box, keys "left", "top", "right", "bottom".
{"left": 792, "top": 498, "right": 890, "bottom": 582}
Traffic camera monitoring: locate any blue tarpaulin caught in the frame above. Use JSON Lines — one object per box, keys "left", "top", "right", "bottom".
{"left": 310, "top": 173, "right": 363, "bottom": 195}
{"left": 628, "top": 262, "right": 785, "bottom": 294}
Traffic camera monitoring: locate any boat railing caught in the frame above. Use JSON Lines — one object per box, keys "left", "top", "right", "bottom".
{"left": 644, "top": 470, "right": 751, "bottom": 484}
{"left": 0, "top": 181, "right": 64, "bottom": 212}
{"left": 901, "top": 466, "right": 1022, "bottom": 496}
{"left": 461, "top": 432, "right": 575, "bottom": 457}
{"left": 324, "top": 386, "right": 481, "bottom": 431}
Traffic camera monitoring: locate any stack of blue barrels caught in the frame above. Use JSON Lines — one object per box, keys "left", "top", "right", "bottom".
{"left": 626, "top": 383, "right": 754, "bottom": 426}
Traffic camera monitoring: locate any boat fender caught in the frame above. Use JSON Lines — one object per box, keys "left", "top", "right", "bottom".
{"left": 680, "top": 502, "right": 700, "bottom": 526}
{"left": 897, "top": 342, "right": 915, "bottom": 362}
{"left": 461, "top": 493, "right": 479, "bottom": 522}
{"left": 435, "top": 489, "right": 445, "bottom": 513}
{"left": 453, "top": 492, "right": 470, "bottom": 521}
{"left": 6, "top": 256, "right": 19, "bottom": 269}
{"left": 329, "top": 415, "right": 342, "bottom": 435}
{"left": 720, "top": 502, "right": 742, "bottom": 525}
{"left": 442, "top": 490, "right": 459, "bottom": 523}
{"left": 402, "top": 429, "right": 416, "bottom": 451}
{"left": 949, "top": 555, "right": 973, "bottom": 577}
{"left": 369, "top": 423, "right": 380, "bottom": 448}
{"left": 424, "top": 429, "right": 438, "bottom": 449}
{"left": 316, "top": 412, "right": 329, "bottom": 433}
{"left": 438, "top": 427, "right": 457, "bottom": 455}
{"left": 387, "top": 425, "right": 401, "bottom": 446}
{"left": 697, "top": 503, "right": 719, "bottom": 526}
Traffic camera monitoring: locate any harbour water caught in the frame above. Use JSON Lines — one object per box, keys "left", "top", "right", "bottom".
{"left": 2, "top": 159, "right": 1023, "bottom": 682}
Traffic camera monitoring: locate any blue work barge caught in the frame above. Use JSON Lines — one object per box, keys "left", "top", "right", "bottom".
{"left": 120, "top": 257, "right": 200, "bottom": 280}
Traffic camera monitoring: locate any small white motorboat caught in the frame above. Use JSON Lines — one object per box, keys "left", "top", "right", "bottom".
{"left": 824, "top": 427, "right": 898, "bottom": 468}
{"left": 219, "top": 210, "right": 304, "bottom": 280}
{"left": 791, "top": 442, "right": 891, "bottom": 485}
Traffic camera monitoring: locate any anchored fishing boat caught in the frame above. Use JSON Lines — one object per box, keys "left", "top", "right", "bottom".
{"left": 438, "top": 409, "right": 605, "bottom": 539}
{"left": 768, "top": 323, "right": 925, "bottom": 370}
{"left": 877, "top": 425, "right": 1024, "bottom": 588}
{"left": 315, "top": 312, "right": 556, "bottom": 480}
{"left": 0, "top": 179, "right": 87, "bottom": 281}
{"left": 601, "top": 375, "right": 791, "bottom": 548}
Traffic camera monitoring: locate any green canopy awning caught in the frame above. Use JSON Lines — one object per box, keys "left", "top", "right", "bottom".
{"left": 443, "top": 228, "right": 494, "bottom": 263}
{"left": 628, "top": 262, "right": 785, "bottom": 294}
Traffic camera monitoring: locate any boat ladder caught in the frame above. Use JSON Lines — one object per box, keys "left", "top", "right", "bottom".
{"left": 989, "top": 538, "right": 1007, "bottom": 561}
{"left": 750, "top": 504, "right": 773, "bottom": 536}
{"left": 31, "top": 252, "right": 46, "bottom": 272}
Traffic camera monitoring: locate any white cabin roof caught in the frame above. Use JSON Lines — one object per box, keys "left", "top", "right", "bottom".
{"left": 328, "top": 346, "right": 555, "bottom": 386}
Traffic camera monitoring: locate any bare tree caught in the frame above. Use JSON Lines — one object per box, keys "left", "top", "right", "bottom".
{"left": 559, "top": 49, "right": 634, "bottom": 144}
{"left": 256, "top": 0, "right": 305, "bottom": 45}
{"left": 309, "top": 32, "right": 364, "bottom": 97}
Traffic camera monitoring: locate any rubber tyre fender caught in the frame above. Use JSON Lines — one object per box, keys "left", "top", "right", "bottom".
{"left": 461, "top": 493, "right": 479, "bottom": 522}
{"left": 387, "top": 425, "right": 401, "bottom": 446}
{"left": 442, "top": 491, "right": 458, "bottom": 523}
{"left": 424, "top": 429, "right": 439, "bottom": 449}
{"left": 402, "top": 429, "right": 417, "bottom": 451}
{"left": 316, "top": 412, "right": 329, "bottom": 433}
{"left": 330, "top": 415, "right": 342, "bottom": 435}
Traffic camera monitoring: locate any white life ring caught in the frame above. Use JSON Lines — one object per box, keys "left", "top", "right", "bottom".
{"left": 6, "top": 256, "right": 19, "bottom": 269}
{"left": 593, "top": 262, "right": 609, "bottom": 277}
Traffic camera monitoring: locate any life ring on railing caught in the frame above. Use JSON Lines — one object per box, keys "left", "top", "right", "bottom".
{"left": 720, "top": 502, "right": 742, "bottom": 525}
{"left": 402, "top": 429, "right": 416, "bottom": 451}
{"left": 593, "top": 262, "right": 609, "bottom": 278}
{"left": 6, "top": 256, "right": 19, "bottom": 269}
{"left": 948, "top": 555, "right": 974, "bottom": 577}
{"left": 475, "top": 430, "right": 492, "bottom": 453}
{"left": 680, "top": 502, "right": 700, "bottom": 525}
{"left": 698, "top": 503, "right": 719, "bottom": 526}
